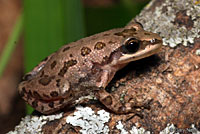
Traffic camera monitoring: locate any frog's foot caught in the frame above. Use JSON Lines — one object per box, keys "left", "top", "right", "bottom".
{"left": 96, "top": 89, "right": 145, "bottom": 114}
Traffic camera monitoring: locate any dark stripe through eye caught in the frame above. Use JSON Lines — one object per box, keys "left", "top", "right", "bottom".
{"left": 122, "top": 38, "right": 140, "bottom": 54}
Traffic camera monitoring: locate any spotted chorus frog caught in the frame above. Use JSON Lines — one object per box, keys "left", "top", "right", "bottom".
{"left": 18, "top": 22, "right": 162, "bottom": 114}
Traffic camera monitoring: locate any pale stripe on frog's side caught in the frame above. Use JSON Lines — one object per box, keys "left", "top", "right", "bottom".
{"left": 18, "top": 22, "right": 162, "bottom": 114}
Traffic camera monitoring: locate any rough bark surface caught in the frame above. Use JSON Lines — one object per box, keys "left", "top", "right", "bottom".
{"left": 8, "top": 0, "right": 200, "bottom": 133}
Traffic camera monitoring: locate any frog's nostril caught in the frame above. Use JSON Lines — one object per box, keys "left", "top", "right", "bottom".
{"left": 150, "top": 39, "right": 156, "bottom": 43}
{"left": 150, "top": 39, "right": 162, "bottom": 45}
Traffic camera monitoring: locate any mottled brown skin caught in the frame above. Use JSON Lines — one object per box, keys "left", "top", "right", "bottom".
{"left": 18, "top": 22, "right": 162, "bottom": 114}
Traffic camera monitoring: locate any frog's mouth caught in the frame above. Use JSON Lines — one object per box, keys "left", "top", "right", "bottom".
{"left": 118, "top": 39, "right": 162, "bottom": 64}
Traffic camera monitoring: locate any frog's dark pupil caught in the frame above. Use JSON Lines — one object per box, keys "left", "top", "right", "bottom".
{"left": 123, "top": 38, "right": 140, "bottom": 54}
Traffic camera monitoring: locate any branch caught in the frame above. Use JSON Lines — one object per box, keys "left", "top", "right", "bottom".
{"left": 9, "top": 0, "right": 200, "bottom": 133}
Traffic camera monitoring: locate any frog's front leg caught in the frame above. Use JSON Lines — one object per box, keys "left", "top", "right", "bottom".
{"left": 94, "top": 65, "right": 140, "bottom": 114}
{"left": 95, "top": 64, "right": 127, "bottom": 88}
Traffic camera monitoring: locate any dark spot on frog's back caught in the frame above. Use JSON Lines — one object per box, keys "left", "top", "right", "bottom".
{"left": 66, "top": 60, "right": 77, "bottom": 67}
{"left": 50, "top": 91, "right": 59, "bottom": 97}
{"left": 56, "top": 79, "right": 61, "bottom": 87}
{"left": 62, "top": 46, "right": 70, "bottom": 52}
{"left": 38, "top": 77, "right": 52, "bottom": 86}
{"left": 69, "top": 54, "right": 73, "bottom": 57}
{"left": 58, "top": 60, "right": 77, "bottom": 77}
{"left": 114, "top": 32, "right": 123, "bottom": 37}
{"left": 50, "top": 61, "right": 57, "bottom": 69}
{"left": 144, "top": 32, "right": 150, "bottom": 35}
{"left": 114, "top": 28, "right": 137, "bottom": 37}
{"left": 94, "top": 42, "right": 106, "bottom": 50}
{"left": 28, "top": 90, "right": 33, "bottom": 97}
{"left": 33, "top": 91, "right": 41, "bottom": 99}
{"left": 108, "top": 41, "right": 116, "bottom": 44}
{"left": 81, "top": 47, "right": 91, "bottom": 56}
{"left": 103, "top": 33, "right": 110, "bottom": 36}
{"left": 59, "top": 98, "right": 64, "bottom": 104}
{"left": 58, "top": 66, "right": 67, "bottom": 77}
{"left": 19, "top": 87, "right": 27, "bottom": 97}
{"left": 32, "top": 100, "right": 38, "bottom": 108}
{"left": 43, "top": 93, "right": 50, "bottom": 99}
{"left": 123, "top": 28, "right": 136, "bottom": 33}
{"left": 48, "top": 102, "right": 54, "bottom": 108}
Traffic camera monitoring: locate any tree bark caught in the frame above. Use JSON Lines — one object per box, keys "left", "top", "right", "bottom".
{"left": 9, "top": 0, "right": 200, "bottom": 133}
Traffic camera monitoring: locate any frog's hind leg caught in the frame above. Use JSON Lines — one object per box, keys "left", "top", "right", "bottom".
{"left": 18, "top": 75, "right": 73, "bottom": 114}
{"left": 26, "top": 97, "right": 70, "bottom": 114}
{"left": 97, "top": 89, "right": 142, "bottom": 114}
{"left": 19, "top": 75, "right": 71, "bottom": 101}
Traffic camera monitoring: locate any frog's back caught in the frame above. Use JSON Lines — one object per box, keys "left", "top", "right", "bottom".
{"left": 38, "top": 28, "right": 124, "bottom": 83}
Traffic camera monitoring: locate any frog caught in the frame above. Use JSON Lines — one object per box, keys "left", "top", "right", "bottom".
{"left": 18, "top": 22, "right": 162, "bottom": 114}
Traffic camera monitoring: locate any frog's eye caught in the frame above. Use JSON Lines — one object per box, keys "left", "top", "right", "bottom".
{"left": 122, "top": 38, "right": 140, "bottom": 54}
